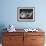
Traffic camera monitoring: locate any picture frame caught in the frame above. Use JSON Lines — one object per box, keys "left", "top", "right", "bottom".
{"left": 17, "top": 7, "right": 35, "bottom": 22}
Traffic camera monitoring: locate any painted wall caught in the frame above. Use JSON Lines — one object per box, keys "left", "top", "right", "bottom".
{"left": 0, "top": 0, "right": 46, "bottom": 43}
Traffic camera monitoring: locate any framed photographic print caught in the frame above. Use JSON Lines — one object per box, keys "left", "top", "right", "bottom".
{"left": 17, "top": 7, "right": 35, "bottom": 22}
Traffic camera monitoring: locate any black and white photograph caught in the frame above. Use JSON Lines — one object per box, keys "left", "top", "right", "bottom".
{"left": 17, "top": 7, "right": 35, "bottom": 22}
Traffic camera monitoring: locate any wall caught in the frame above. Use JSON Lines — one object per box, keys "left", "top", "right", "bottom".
{"left": 0, "top": 0, "right": 46, "bottom": 29}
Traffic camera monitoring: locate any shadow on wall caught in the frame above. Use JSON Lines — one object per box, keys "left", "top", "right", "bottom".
{"left": 0, "top": 24, "right": 7, "bottom": 43}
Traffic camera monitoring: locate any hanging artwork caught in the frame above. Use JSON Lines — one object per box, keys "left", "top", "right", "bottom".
{"left": 17, "top": 7, "right": 35, "bottom": 22}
